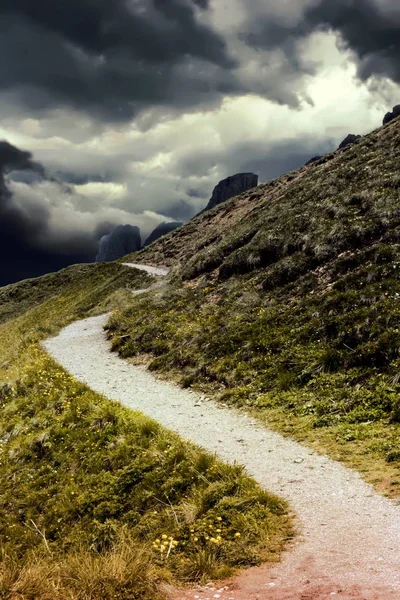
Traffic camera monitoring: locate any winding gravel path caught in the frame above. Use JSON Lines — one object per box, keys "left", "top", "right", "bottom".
{"left": 43, "top": 267, "right": 400, "bottom": 600}
{"left": 121, "top": 262, "right": 170, "bottom": 277}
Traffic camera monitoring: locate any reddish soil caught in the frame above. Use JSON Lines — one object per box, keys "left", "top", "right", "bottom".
{"left": 169, "top": 540, "right": 399, "bottom": 600}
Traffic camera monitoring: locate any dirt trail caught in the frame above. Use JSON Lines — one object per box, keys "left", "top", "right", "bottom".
{"left": 121, "top": 262, "right": 170, "bottom": 277}
{"left": 43, "top": 265, "right": 400, "bottom": 600}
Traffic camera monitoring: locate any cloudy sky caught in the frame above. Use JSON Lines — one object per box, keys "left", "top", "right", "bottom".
{"left": 1, "top": 0, "right": 400, "bottom": 285}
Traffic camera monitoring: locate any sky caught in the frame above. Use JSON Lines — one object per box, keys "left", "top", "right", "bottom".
{"left": 1, "top": 0, "right": 400, "bottom": 285}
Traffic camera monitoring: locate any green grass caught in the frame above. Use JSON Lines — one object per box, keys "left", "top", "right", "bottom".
{"left": 0, "top": 262, "right": 151, "bottom": 326}
{"left": 108, "top": 121, "right": 400, "bottom": 499}
{"left": 0, "top": 263, "right": 152, "bottom": 383}
{"left": 107, "top": 271, "right": 400, "bottom": 498}
{"left": 4, "top": 110, "right": 400, "bottom": 598}
{"left": 125, "top": 121, "right": 400, "bottom": 275}
{"left": 0, "top": 264, "right": 291, "bottom": 599}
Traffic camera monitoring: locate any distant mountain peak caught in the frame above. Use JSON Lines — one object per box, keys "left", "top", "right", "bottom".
{"left": 144, "top": 221, "right": 183, "bottom": 247}
{"left": 205, "top": 172, "right": 259, "bottom": 211}
{"left": 96, "top": 224, "right": 141, "bottom": 262}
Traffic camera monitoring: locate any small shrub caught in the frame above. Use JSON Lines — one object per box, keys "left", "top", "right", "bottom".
{"left": 386, "top": 450, "right": 400, "bottom": 463}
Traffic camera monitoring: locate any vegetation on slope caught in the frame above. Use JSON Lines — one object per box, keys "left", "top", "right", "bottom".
{"left": 0, "top": 264, "right": 291, "bottom": 599}
{"left": 0, "top": 262, "right": 151, "bottom": 326}
{"left": 110, "top": 119, "right": 400, "bottom": 498}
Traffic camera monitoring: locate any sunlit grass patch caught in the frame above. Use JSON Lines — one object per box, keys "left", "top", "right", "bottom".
{"left": 0, "top": 349, "right": 291, "bottom": 596}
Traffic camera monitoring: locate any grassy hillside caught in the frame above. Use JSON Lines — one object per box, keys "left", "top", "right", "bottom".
{"left": 126, "top": 117, "right": 400, "bottom": 273}
{"left": 111, "top": 118, "right": 400, "bottom": 498}
{"left": 0, "top": 264, "right": 291, "bottom": 599}
{"left": 0, "top": 262, "right": 150, "bottom": 326}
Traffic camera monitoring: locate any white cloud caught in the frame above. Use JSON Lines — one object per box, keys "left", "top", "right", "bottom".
{"left": 74, "top": 181, "right": 128, "bottom": 202}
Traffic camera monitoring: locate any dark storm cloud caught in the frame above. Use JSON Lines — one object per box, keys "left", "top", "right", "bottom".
{"left": 244, "top": 0, "right": 400, "bottom": 84}
{"left": 4, "top": 0, "right": 397, "bottom": 125}
{"left": 53, "top": 171, "right": 116, "bottom": 186}
{"left": 0, "top": 142, "right": 106, "bottom": 286}
{"left": 0, "top": 0, "right": 239, "bottom": 122}
{"left": 161, "top": 199, "right": 198, "bottom": 221}
{"left": 0, "top": 140, "right": 199, "bottom": 286}
{"left": 0, "top": 141, "right": 45, "bottom": 176}
{"left": 1, "top": 0, "right": 225, "bottom": 65}
{"left": 305, "top": 0, "right": 400, "bottom": 81}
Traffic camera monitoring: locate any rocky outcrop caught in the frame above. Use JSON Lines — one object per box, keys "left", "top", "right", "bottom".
{"left": 305, "top": 135, "right": 361, "bottom": 166}
{"left": 143, "top": 221, "right": 183, "bottom": 247}
{"left": 205, "top": 173, "right": 258, "bottom": 211}
{"left": 338, "top": 134, "right": 361, "bottom": 150}
{"left": 383, "top": 105, "right": 400, "bottom": 125}
{"left": 304, "top": 155, "right": 322, "bottom": 166}
{"left": 96, "top": 224, "right": 141, "bottom": 262}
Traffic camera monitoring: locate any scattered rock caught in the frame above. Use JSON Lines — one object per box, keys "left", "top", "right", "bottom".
{"left": 96, "top": 224, "right": 141, "bottom": 262}
{"left": 337, "top": 134, "right": 361, "bottom": 150}
{"left": 143, "top": 221, "right": 183, "bottom": 247}
{"left": 204, "top": 172, "right": 259, "bottom": 211}
{"left": 0, "top": 382, "right": 13, "bottom": 399}
{"left": 383, "top": 104, "right": 400, "bottom": 125}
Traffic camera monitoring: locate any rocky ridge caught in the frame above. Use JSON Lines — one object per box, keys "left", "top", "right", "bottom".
{"left": 383, "top": 105, "right": 400, "bottom": 125}
{"left": 96, "top": 224, "right": 141, "bottom": 262}
{"left": 204, "top": 172, "right": 259, "bottom": 211}
{"left": 143, "top": 221, "right": 183, "bottom": 247}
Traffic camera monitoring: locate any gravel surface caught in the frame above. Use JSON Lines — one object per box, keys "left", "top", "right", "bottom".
{"left": 43, "top": 312, "right": 400, "bottom": 600}
{"left": 121, "top": 262, "right": 170, "bottom": 277}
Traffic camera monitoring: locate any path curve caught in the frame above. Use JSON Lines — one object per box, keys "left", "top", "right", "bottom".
{"left": 43, "top": 312, "right": 400, "bottom": 600}
{"left": 121, "top": 262, "right": 170, "bottom": 277}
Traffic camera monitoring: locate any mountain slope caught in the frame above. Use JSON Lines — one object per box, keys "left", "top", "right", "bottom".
{"left": 0, "top": 262, "right": 152, "bottom": 326}
{"left": 126, "top": 117, "right": 398, "bottom": 280}
{"left": 113, "top": 118, "right": 400, "bottom": 497}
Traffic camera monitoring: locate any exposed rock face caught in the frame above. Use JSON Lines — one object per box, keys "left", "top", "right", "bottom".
{"left": 143, "top": 221, "right": 183, "bottom": 247}
{"left": 383, "top": 105, "right": 400, "bottom": 125}
{"left": 205, "top": 172, "right": 258, "bottom": 211}
{"left": 96, "top": 224, "right": 141, "bottom": 262}
{"left": 338, "top": 134, "right": 361, "bottom": 150}
{"left": 304, "top": 155, "right": 322, "bottom": 166}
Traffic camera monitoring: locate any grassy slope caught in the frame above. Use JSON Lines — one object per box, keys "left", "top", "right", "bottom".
{"left": 112, "top": 119, "right": 400, "bottom": 499}
{"left": 0, "top": 262, "right": 147, "bottom": 325}
{"left": 0, "top": 264, "right": 291, "bottom": 599}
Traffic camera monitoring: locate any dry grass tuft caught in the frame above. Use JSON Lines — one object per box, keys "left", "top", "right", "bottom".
{"left": 0, "top": 532, "right": 163, "bottom": 600}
